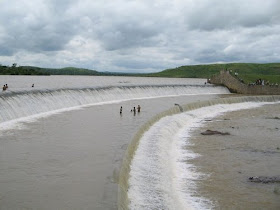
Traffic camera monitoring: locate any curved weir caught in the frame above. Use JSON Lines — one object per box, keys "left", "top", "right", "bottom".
{"left": 118, "top": 95, "right": 280, "bottom": 209}
{"left": 0, "top": 84, "right": 229, "bottom": 129}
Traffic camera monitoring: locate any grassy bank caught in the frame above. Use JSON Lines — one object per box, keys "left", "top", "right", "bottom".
{"left": 146, "top": 63, "right": 280, "bottom": 84}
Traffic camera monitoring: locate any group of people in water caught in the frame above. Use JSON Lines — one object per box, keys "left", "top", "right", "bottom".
{"left": 2, "top": 83, "right": 35, "bottom": 91}
{"left": 120, "top": 105, "right": 141, "bottom": 115}
{"left": 2, "top": 84, "right": 8, "bottom": 91}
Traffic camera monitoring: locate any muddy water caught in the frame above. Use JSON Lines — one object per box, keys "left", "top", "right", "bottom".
{"left": 0, "top": 94, "right": 218, "bottom": 210}
{"left": 189, "top": 104, "right": 280, "bottom": 209}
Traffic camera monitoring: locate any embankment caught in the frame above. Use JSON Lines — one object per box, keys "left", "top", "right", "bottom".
{"left": 210, "top": 70, "right": 280, "bottom": 95}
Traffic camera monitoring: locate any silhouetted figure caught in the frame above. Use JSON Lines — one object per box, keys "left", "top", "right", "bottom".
{"left": 137, "top": 105, "right": 141, "bottom": 112}
{"left": 32, "top": 84, "right": 34, "bottom": 87}
{"left": 2, "top": 85, "right": 6, "bottom": 91}
{"left": 120, "top": 106, "right": 122, "bottom": 114}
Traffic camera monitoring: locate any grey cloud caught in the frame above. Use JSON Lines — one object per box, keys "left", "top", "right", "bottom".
{"left": 68, "top": 1, "right": 171, "bottom": 51}
{"left": 0, "top": 0, "right": 77, "bottom": 55}
{"left": 112, "top": 57, "right": 169, "bottom": 70}
{"left": 0, "top": 0, "right": 279, "bottom": 72}
{"left": 185, "top": 0, "right": 280, "bottom": 31}
{"left": 98, "top": 22, "right": 161, "bottom": 51}
{"left": 0, "top": 47, "right": 14, "bottom": 56}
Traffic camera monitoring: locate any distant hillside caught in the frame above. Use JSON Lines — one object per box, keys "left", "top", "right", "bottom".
{"left": 21, "top": 66, "right": 102, "bottom": 75}
{"left": 0, "top": 64, "right": 49, "bottom": 75}
{"left": 1, "top": 63, "right": 280, "bottom": 84}
{"left": 147, "top": 63, "right": 280, "bottom": 84}
{"left": 0, "top": 65, "right": 110, "bottom": 76}
{"left": 0, "top": 65, "right": 137, "bottom": 76}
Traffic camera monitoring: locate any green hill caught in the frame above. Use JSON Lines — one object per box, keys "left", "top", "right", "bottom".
{"left": 1, "top": 63, "right": 280, "bottom": 84}
{"left": 0, "top": 65, "right": 134, "bottom": 76}
{"left": 21, "top": 66, "right": 101, "bottom": 75}
{"left": 0, "top": 65, "right": 49, "bottom": 75}
{"left": 0, "top": 65, "right": 103, "bottom": 76}
{"left": 147, "top": 63, "right": 280, "bottom": 84}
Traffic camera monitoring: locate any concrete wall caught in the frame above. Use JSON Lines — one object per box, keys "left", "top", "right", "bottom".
{"left": 210, "top": 70, "right": 280, "bottom": 95}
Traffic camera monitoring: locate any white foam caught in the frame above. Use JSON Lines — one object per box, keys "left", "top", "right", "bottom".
{"left": 0, "top": 99, "right": 128, "bottom": 133}
{"left": 128, "top": 101, "right": 279, "bottom": 209}
{"left": 0, "top": 85, "right": 229, "bottom": 133}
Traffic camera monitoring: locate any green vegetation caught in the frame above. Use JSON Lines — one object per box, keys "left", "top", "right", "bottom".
{"left": 0, "top": 64, "right": 135, "bottom": 76}
{"left": 0, "top": 63, "right": 49, "bottom": 75}
{"left": 146, "top": 63, "right": 280, "bottom": 84}
{"left": 1, "top": 63, "right": 280, "bottom": 84}
{"left": 0, "top": 64, "right": 108, "bottom": 76}
{"left": 21, "top": 66, "right": 101, "bottom": 76}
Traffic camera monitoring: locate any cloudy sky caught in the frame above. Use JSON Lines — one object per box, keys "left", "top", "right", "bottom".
{"left": 0, "top": 0, "right": 279, "bottom": 73}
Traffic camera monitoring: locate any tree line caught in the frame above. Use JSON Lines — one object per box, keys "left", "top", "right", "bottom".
{"left": 0, "top": 63, "right": 50, "bottom": 75}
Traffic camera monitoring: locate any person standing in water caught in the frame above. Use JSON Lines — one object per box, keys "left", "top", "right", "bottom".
{"left": 137, "top": 105, "right": 141, "bottom": 113}
{"left": 120, "top": 106, "right": 122, "bottom": 114}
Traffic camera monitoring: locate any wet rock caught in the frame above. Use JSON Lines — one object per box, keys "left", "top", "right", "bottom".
{"left": 248, "top": 176, "right": 280, "bottom": 184}
{"left": 201, "top": 129, "right": 230, "bottom": 135}
{"left": 267, "top": 117, "right": 280, "bottom": 120}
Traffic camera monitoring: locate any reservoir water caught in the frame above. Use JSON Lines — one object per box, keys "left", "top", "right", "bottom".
{"left": 0, "top": 75, "right": 279, "bottom": 209}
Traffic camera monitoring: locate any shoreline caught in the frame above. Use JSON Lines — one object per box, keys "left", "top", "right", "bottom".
{"left": 189, "top": 103, "right": 280, "bottom": 209}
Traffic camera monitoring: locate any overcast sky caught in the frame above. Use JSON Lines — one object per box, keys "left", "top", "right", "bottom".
{"left": 0, "top": 0, "right": 279, "bottom": 73}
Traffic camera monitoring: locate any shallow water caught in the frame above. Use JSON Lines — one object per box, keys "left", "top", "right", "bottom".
{"left": 0, "top": 93, "right": 218, "bottom": 210}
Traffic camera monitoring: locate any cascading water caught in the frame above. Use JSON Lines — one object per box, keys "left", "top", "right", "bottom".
{"left": 118, "top": 95, "right": 280, "bottom": 210}
{"left": 0, "top": 85, "right": 229, "bottom": 128}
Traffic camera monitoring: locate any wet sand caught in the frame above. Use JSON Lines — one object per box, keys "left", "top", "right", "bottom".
{"left": 189, "top": 103, "right": 280, "bottom": 209}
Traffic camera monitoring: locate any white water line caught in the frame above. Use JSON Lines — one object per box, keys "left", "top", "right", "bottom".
{"left": 128, "top": 101, "right": 280, "bottom": 210}
{"left": 0, "top": 86, "right": 229, "bottom": 130}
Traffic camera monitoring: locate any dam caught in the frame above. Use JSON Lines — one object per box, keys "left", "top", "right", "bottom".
{"left": 209, "top": 70, "right": 280, "bottom": 95}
